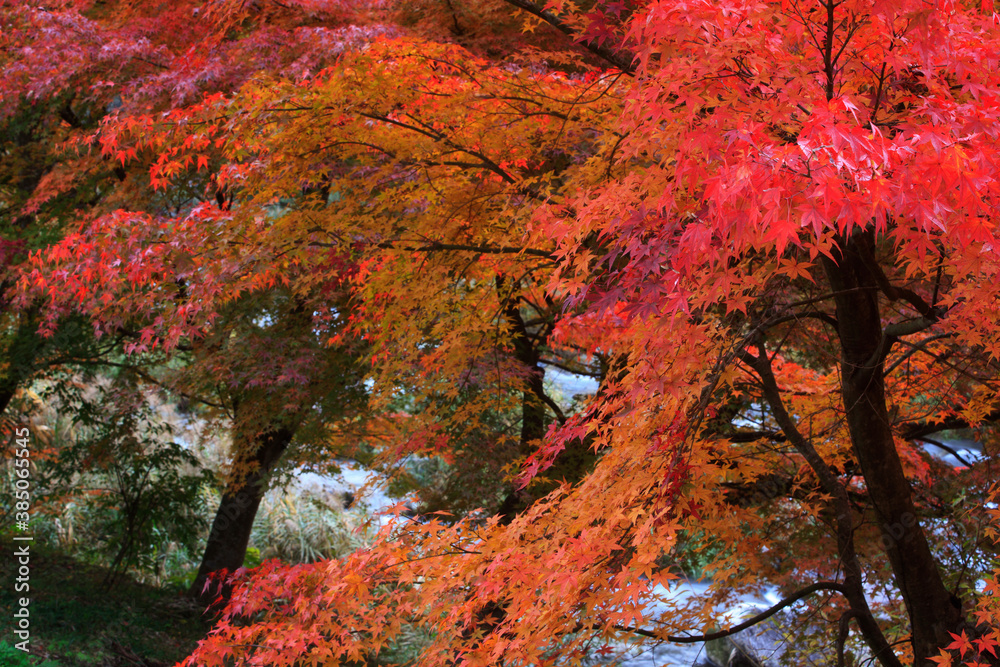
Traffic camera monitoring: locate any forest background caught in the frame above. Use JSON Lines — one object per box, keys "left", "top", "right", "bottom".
{"left": 3, "top": 0, "right": 1000, "bottom": 666}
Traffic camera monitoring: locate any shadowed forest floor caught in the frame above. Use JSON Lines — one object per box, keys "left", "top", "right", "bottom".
{"left": 0, "top": 543, "right": 209, "bottom": 667}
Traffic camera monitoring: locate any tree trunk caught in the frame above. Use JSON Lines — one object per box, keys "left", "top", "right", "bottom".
{"left": 823, "top": 234, "right": 964, "bottom": 665}
{"left": 190, "top": 416, "right": 295, "bottom": 608}
{"left": 0, "top": 314, "right": 43, "bottom": 419}
{"left": 495, "top": 292, "right": 549, "bottom": 523}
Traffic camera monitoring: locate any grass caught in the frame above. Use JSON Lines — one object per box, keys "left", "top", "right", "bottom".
{"left": 0, "top": 542, "right": 210, "bottom": 666}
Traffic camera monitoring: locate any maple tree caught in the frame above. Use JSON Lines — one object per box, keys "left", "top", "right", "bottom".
{"left": 3, "top": 0, "right": 604, "bottom": 605}
{"left": 8, "top": 0, "right": 1000, "bottom": 666}
{"left": 0, "top": 0, "right": 385, "bottom": 601}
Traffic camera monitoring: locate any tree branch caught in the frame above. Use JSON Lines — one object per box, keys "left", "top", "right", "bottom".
{"left": 882, "top": 332, "right": 954, "bottom": 377}
{"left": 402, "top": 241, "right": 555, "bottom": 259}
{"left": 855, "top": 231, "right": 936, "bottom": 318}
{"left": 918, "top": 437, "right": 975, "bottom": 468}
{"left": 722, "top": 429, "right": 787, "bottom": 443}
{"left": 308, "top": 238, "right": 556, "bottom": 259}
{"left": 498, "top": 0, "right": 636, "bottom": 74}
{"left": 536, "top": 386, "right": 567, "bottom": 424}
{"left": 837, "top": 610, "right": 861, "bottom": 667}
{"left": 899, "top": 410, "right": 1000, "bottom": 440}
{"left": 68, "top": 358, "right": 227, "bottom": 409}
{"left": 762, "top": 310, "right": 839, "bottom": 330}
{"left": 539, "top": 358, "right": 601, "bottom": 379}
{"left": 613, "top": 581, "right": 848, "bottom": 643}
{"left": 740, "top": 336, "right": 902, "bottom": 667}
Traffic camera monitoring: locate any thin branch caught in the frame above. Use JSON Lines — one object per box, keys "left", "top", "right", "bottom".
{"left": 838, "top": 610, "right": 861, "bottom": 667}
{"left": 536, "top": 387, "right": 567, "bottom": 424}
{"left": 780, "top": 286, "right": 880, "bottom": 311}
{"left": 740, "top": 336, "right": 901, "bottom": 667}
{"left": 498, "top": 0, "right": 636, "bottom": 75}
{"left": 307, "top": 238, "right": 555, "bottom": 259}
{"left": 882, "top": 332, "right": 954, "bottom": 377}
{"left": 385, "top": 240, "right": 555, "bottom": 259}
{"left": 899, "top": 411, "right": 1000, "bottom": 440}
{"left": 762, "top": 310, "right": 839, "bottom": 330}
{"left": 917, "top": 437, "right": 975, "bottom": 468}
{"left": 723, "top": 429, "right": 787, "bottom": 444}
{"left": 613, "top": 581, "right": 848, "bottom": 643}
{"left": 540, "top": 358, "right": 602, "bottom": 379}
{"left": 69, "top": 358, "right": 227, "bottom": 409}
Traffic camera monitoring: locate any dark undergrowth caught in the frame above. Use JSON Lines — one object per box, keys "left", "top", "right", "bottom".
{"left": 0, "top": 542, "right": 210, "bottom": 667}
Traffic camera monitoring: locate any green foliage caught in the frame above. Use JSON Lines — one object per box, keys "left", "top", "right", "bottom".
{"left": 0, "top": 641, "right": 60, "bottom": 667}
{"left": 0, "top": 641, "right": 38, "bottom": 667}
{"left": 375, "top": 622, "right": 437, "bottom": 667}
{"left": 249, "top": 487, "right": 369, "bottom": 563}
{"left": 664, "top": 529, "right": 733, "bottom": 581}
{"left": 40, "top": 380, "right": 213, "bottom": 586}
{"left": 243, "top": 546, "right": 263, "bottom": 569}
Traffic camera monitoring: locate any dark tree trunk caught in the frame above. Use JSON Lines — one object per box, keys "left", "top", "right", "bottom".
{"left": 495, "top": 292, "right": 549, "bottom": 523}
{"left": 823, "top": 234, "right": 964, "bottom": 665}
{"left": 0, "top": 314, "right": 43, "bottom": 419}
{"left": 190, "top": 416, "right": 295, "bottom": 608}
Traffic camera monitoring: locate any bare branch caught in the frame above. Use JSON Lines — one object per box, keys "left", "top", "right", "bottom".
{"left": 613, "top": 581, "right": 848, "bottom": 643}
{"left": 918, "top": 437, "right": 975, "bottom": 468}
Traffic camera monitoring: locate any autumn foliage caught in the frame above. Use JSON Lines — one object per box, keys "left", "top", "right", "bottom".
{"left": 6, "top": 0, "right": 1000, "bottom": 665}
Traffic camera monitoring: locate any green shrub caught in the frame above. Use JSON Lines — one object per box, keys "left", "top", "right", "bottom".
{"left": 0, "top": 640, "right": 60, "bottom": 667}
{"left": 40, "top": 381, "right": 213, "bottom": 587}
